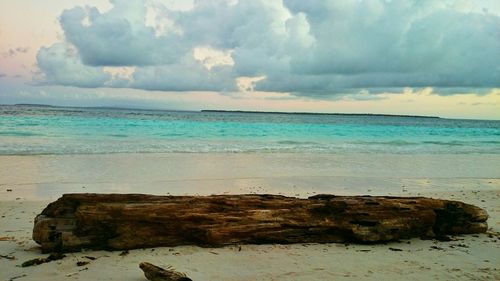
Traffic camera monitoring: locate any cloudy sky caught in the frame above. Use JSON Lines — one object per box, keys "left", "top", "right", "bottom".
{"left": 0, "top": 0, "right": 499, "bottom": 119}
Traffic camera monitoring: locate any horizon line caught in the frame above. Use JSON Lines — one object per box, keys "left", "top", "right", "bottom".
{"left": 3, "top": 103, "right": 500, "bottom": 121}
{"left": 5, "top": 103, "right": 440, "bottom": 118}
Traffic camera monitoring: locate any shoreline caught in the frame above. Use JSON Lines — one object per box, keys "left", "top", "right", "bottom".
{"left": 1, "top": 152, "right": 499, "bottom": 201}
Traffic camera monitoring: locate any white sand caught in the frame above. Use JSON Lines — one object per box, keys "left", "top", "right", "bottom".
{"left": 1, "top": 153, "right": 499, "bottom": 280}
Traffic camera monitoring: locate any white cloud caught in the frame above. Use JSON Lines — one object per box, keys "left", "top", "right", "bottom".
{"left": 193, "top": 46, "right": 234, "bottom": 70}
{"left": 236, "top": 75, "right": 265, "bottom": 92}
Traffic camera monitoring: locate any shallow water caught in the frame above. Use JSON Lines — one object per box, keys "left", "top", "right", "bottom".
{"left": 1, "top": 105, "right": 499, "bottom": 154}
{"left": 1, "top": 153, "right": 498, "bottom": 200}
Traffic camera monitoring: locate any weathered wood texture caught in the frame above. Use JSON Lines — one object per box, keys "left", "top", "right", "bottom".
{"left": 33, "top": 193, "right": 488, "bottom": 253}
{"left": 140, "top": 262, "right": 192, "bottom": 281}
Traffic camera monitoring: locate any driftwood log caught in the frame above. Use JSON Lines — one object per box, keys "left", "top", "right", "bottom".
{"left": 32, "top": 193, "right": 488, "bottom": 253}
{"left": 140, "top": 262, "right": 192, "bottom": 281}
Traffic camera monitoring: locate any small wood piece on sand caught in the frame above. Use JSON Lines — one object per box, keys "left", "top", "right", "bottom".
{"left": 139, "top": 262, "right": 192, "bottom": 281}
{"left": 21, "top": 253, "right": 65, "bottom": 267}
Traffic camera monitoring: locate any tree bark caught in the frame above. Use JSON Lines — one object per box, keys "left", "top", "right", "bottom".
{"left": 32, "top": 193, "right": 488, "bottom": 253}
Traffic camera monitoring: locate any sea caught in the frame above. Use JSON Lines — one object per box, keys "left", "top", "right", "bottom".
{"left": 0, "top": 104, "right": 499, "bottom": 155}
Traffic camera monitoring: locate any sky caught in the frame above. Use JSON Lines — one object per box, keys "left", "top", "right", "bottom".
{"left": 0, "top": 0, "right": 499, "bottom": 119}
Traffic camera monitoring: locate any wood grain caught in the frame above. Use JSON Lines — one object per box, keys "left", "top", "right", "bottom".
{"left": 32, "top": 193, "right": 488, "bottom": 253}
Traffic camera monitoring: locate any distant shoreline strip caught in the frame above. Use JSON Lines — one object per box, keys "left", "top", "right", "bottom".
{"left": 201, "top": 110, "right": 440, "bottom": 119}
{"left": 3, "top": 104, "right": 439, "bottom": 119}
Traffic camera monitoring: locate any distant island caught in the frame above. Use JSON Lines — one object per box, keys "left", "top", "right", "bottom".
{"left": 201, "top": 110, "right": 441, "bottom": 119}
{"left": 13, "top": 103, "right": 56, "bottom": 107}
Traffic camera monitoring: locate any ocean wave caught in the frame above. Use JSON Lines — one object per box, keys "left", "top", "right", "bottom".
{"left": 0, "top": 131, "right": 44, "bottom": 137}
{"left": 422, "top": 140, "right": 466, "bottom": 146}
{"left": 107, "top": 134, "right": 129, "bottom": 138}
{"left": 276, "top": 140, "right": 319, "bottom": 145}
{"left": 1, "top": 140, "right": 499, "bottom": 155}
{"left": 352, "top": 140, "right": 417, "bottom": 146}
{"left": 479, "top": 140, "right": 500, "bottom": 144}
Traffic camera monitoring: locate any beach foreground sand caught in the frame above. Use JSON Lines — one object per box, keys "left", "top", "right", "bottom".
{"left": 1, "top": 153, "right": 499, "bottom": 280}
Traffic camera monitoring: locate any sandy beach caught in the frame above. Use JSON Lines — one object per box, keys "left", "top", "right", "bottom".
{"left": 2, "top": 0, "right": 500, "bottom": 279}
{"left": 1, "top": 153, "right": 499, "bottom": 280}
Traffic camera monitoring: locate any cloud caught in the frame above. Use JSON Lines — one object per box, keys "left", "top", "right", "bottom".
{"left": 1, "top": 46, "right": 30, "bottom": 58}
{"left": 258, "top": 0, "right": 500, "bottom": 94}
{"left": 36, "top": 42, "right": 111, "bottom": 88}
{"left": 129, "top": 54, "right": 237, "bottom": 91}
{"left": 59, "top": 1, "right": 186, "bottom": 66}
{"left": 15, "top": 47, "right": 29, "bottom": 53}
{"left": 35, "top": 0, "right": 500, "bottom": 97}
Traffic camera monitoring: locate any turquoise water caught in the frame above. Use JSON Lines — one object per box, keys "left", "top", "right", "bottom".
{"left": 0, "top": 105, "right": 499, "bottom": 154}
